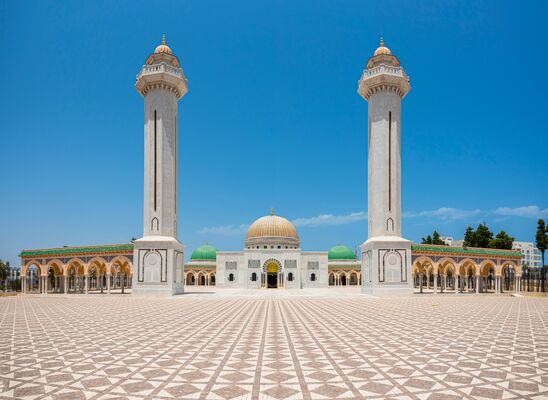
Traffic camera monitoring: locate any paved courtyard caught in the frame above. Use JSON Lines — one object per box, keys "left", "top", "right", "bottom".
{"left": 1, "top": 292, "right": 547, "bottom": 400}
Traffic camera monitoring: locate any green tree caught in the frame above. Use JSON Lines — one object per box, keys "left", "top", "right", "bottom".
{"left": 535, "top": 219, "right": 546, "bottom": 268}
{"left": 490, "top": 230, "right": 514, "bottom": 250}
{"left": 421, "top": 235, "right": 433, "bottom": 244}
{"left": 0, "top": 260, "right": 9, "bottom": 291}
{"left": 536, "top": 219, "right": 547, "bottom": 292}
{"left": 463, "top": 226, "right": 475, "bottom": 247}
{"left": 421, "top": 231, "right": 446, "bottom": 245}
{"left": 474, "top": 223, "right": 493, "bottom": 248}
{"left": 432, "top": 231, "right": 445, "bottom": 245}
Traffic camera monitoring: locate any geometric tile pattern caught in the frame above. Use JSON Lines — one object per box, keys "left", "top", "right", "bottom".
{"left": 1, "top": 294, "right": 547, "bottom": 399}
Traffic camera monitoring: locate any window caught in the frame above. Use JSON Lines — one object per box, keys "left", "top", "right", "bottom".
{"left": 287, "top": 272, "right": 294, "bottom": 282}
{"left": 228, "top": 273, "right": 234, "bottom": 282}
{"left": 251, "top": 272, "right": 257, "bottom": 282}
{"left": 225, "top": 261, "right": 237, "bottom": 270}
{"left": 307, "top": 261, "right": 319, "bottom": 270}
{"left": 310, "top": 273, "right": 316, "bottom": 282}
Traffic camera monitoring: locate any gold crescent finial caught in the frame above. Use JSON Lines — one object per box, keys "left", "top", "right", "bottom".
{"left": 380, "top": 34, "right": 384, "bottom": 47}
{"left": 270, "top": 207, "right": 275, "bottom": 216}
{"left": 162, "top": 34, "right": 166, "bottom": 45}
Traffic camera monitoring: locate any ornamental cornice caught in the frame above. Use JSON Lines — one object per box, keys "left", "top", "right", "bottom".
{"left": 139, "top": 82, "right": 184, "bottom": 99}
{"left": 360, "top": 83, "right": 406, "bottom": 100}
{"left": 328, "top": 265, "right": 361, "bottom": 270}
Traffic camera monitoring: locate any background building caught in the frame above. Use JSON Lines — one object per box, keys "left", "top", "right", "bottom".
{"left": 441, "top": 237, "right": 464, "bottom": 247}
{"left": 512, "top": 241, "right": 543, "bottom": 269}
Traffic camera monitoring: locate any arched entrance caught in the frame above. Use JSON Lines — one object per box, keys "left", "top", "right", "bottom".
{"left": 26, "top": 264, "right": 41, "bottom": 293}
{"left": 266, "top": 261, "right": 278, "bottom": 288}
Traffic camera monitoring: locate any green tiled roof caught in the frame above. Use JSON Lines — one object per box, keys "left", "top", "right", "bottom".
{"left": 20, "top": 244, "right": 133, "bottom": 258}
{"left": 411, "top": 244, "right": 521, "bottom": 258}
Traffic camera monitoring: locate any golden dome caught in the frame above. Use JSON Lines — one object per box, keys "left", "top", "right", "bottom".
{"left": 246, "top": 210, "right": 299, "bottom": 242}
{"left": 154, "top": 34, "right": 173, "bottom": 55}
{"left": 373, "top": 36, "right": 391, "bottom": 56}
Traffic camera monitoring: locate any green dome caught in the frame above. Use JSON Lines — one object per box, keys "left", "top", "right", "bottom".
{"left": 190, "top": 244, "right": 217, "bottom": 261}
{"left": 328, "top": 245, "right": 356, "bottom": 260}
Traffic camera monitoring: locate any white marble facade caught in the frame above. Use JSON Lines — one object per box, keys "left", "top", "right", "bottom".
{"left": 358, "top": 39, "right": 413, "bottom": 295}
{"left": 215, "top": 212, "right": 329, "bottom": 289}
{"left": 132, "top": 37, "right": 188, "bottom": 296}
{"left": 216, "top": 249, "right": 328, "bottom": 289}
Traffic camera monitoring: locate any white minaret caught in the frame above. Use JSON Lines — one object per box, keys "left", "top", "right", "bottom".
{"left": 358, "top": 37, "right": 413, "bottom": 295}
{"left": 132, "top": 36, "right": 188, "bottom": 296}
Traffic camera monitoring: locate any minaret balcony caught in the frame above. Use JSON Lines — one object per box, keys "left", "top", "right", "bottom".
{"left": 358, "top": 65, "right": 410, "bottom": 100}
{"left": 135, "top": 62, "right": 188, "bottom": 98}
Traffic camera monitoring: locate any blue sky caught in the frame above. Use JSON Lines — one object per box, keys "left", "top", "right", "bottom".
{"left": 1, "top": 0, "right": 547, "bottom": 265}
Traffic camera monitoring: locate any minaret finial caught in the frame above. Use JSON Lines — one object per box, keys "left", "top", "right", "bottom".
{"left": 380, "top": 34, "right": 384, "bottom": 47}
{"left": 162, "top": 34, "right": 166, "bottom": 45}
{"left": 270, "top": 207, "right": 275, "bottom": 216}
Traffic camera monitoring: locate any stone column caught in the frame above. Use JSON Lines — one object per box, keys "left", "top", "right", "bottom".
{"left": 475, "top": 275, "right": 480, "bottom": 294}
{"left": 440, "top": 275, "right": 445, "bottom": 293}
{"left": 121, "top": 274, "right": 125, "bottom": 294}
{"left": 419, "top": 274, "right": 423, "bottom": 293}
{"left": 107, "top": 274, "right": 111, "bottom": 294}
{"left": 433, "top": 273, "right": 437, "bottom": 295}
{"left": 21, "top": 277, "right": 25, "bottom": 293}
{"left": 64, "top": 276, "right": 68, "bottom": 294}
{"left": 84, "top": 275, "right": 89, "bottom": 294}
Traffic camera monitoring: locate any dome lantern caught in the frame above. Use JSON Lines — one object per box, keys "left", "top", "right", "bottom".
{"left": 154, "top": 34, "right": 173, "bottom": 55}
{"left": 373, "top": 35, "right": 392, "bottom": 56}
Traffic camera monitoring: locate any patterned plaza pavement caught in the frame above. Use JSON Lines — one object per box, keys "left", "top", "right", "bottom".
{"left": 1, "top": 291, "right": 547, "bottom": 400}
